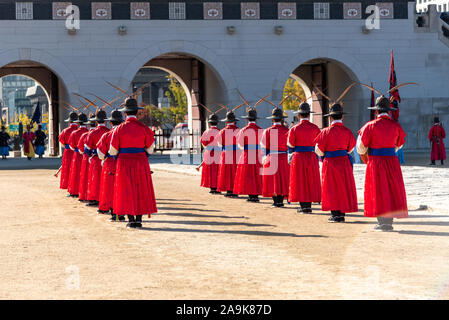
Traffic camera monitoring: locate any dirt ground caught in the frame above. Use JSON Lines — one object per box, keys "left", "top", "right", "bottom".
{"left": 0, "top": 168, "right": 448, "bottom": 300}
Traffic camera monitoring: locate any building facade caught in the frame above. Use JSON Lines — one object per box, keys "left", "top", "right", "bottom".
{"left": 0, "top": 0, "right": 448, "bottom": 155}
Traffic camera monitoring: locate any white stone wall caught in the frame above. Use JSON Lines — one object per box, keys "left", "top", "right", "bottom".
{"left": 0, "top": 2, "right": 448, "bottom": 151}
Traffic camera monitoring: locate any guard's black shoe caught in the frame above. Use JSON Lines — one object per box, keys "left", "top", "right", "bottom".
{"left": 328, "top": 216, "right": 344, "bottom": 223}
{"left": 134, "top": 223, "right": 142, "bottom": 228}
{"left": 211, "top": 191, "right": 221, "bottom": 195}
{"left": 228, "top": 194, "right": 238, "bottom": 198}
{"left": 97, "top": 209, "right": 109, "bottom": 214}
{"left": 374, "top": 224, "right": 393, "bottom": 232}
{"left": 86, "top": 201, "right": 99, "bottom": 207}
{"left": 126, "top": 222, "right": 136, "bottom": 228}
{"left": 297, "top": 207, "right": 311, "bottom": 214}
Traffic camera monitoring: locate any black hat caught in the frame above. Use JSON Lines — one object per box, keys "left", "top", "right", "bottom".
{"left": 87, "top": 113, "right": 96, "bottom": 125}
{"left": 208, "top": 113, "right": 219, "bottom": 125}
{"left": 119, "top": 97, "right": 142, "bottom": 112}
{"left": 266, "top": 107, "right": 287, "bottom": 120}
{"left": 221, "top": 111, "right": 239, "bottom": 122}
{"left": 294, "top": 102, "right": 315, "bottom": 115}
{"left": 368, "top": 96, "right": 397, "bottom": 112}
{"left": 242, "top": 108, "right": 258, "bottom": 121}
{"left": 75, "top": 113, "right": 88, "bottom": 124}
{"left": 107, "top": 109, "right": 124, "bottom": 123}
{"left": 90, "top": 109, "right": 108, "bottom": 122}
{"left": 434, "top": 116, "right": 440, "bottom": 124}
{"left": 323, "top": 103, "right": 347, "bottom": 117}
{"left": 64, "top": 111, "right": 78, "bottom": 122}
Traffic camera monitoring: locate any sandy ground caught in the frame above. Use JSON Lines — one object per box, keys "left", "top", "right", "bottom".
{"left": 0, "top": 165, "right": 449, "bottom": 300}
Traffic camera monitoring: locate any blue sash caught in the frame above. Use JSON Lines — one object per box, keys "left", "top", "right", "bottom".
{"left": 91, "top": 149, "right": 98, "bottom": 156}
{"left": 369, "top": 147, "right": 396, "bottom": 156}
{"left": 324, "top": 150, "right": 354, "bottom": 167}
{"left": 84, "top": 148, "right": 92, "bottom": 156}
{"left": 74, "top": 147, "right": 79, "bottom": 153}
{"left": 290, "top": 146, "right": 314, "bottom": 153}
{"left": 266, "top": 149, "right": 288, "bottom": 155}
{"left": 65, "top": 144, "right": 70, "bottom": 149}
{"left": 222, "top": 145, "right": 237, "bottom": 151}
{"left": 106, "top": 153, "right": 117, "bottom": 160}
{"left": 119, "top": 148, "right": 145, "bottom": 154}
{"left": 205, "top": 145, "right": 221, "bottom": 152}
{"left": 244, "top": 144, "right": 259, "bottom": 151}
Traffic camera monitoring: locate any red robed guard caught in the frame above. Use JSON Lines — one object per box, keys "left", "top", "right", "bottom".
{"left": 77, "top": 114, "right": 96, "bottom": 202}
{"left": 109, "top": 98, "right": 157, "bottom": 229}
{"left": 428, "top": 116, "right": 446, "bottom": 165}
{"left": 67, "top": 113, "right": 88, "bottom": 197}
{"left": 85, "top": 110, "right": 110, "bottom": 208}
{"left": 233, "top": 107, "right": 263, "bottom": 202}
{"left": 22, "top": 125, "right": 36, "bottom": 160}
{"left": 200, "top": 113, "right": 221, "bottom": 194}
{"left": 315, "top": 103, "right": 358, "bottom": 222}
{"left": 261, "top": 107, "right": 290, "bottom": 208}
{"left": 59, "top": 112, "right": 78, "bottom": 188}
{"left": 357, "top": 96, "right": 408, "bottom": 231}
{"left": 216, "top": 111, "right": 240, "bottom": 198}
{"left": 97, "top": 109, "right": 124, "bottom": 221}
{"left": 287, "top": 102, "right": 321, "bottom": 213}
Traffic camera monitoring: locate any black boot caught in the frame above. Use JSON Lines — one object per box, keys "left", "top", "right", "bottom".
{"left": 328, "top": 211, "right": 345, "bottom": 223}
{"left": 86, "top": 200, "right": 99, "bottom": 207}
{"left": 277, "top": 195, "right": 285, "bottom": 207}
{"left": 375, "top": 217, "right": 394, "bottom": 232}
{"left": 298, "top": 202, "right": 312, "bottom": 214}
{"left": 134, "top": 215, "right": 143, "bottom": 228}
{"left": 430, "top": 160, "right": 436, "bottom": 165}
{"left": 126, "top": 215, "right": 136, "bottom": 228}
{"left": 247, "top": 195, "right": 260, "bottom": 202}
{"left": 441, "top": 160, "right": 444, "bottom": 165}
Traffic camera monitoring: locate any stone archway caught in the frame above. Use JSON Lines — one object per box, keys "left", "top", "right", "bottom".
{"left": 0, "top": 48, "right": 80, "bottom": 155}
{"left": 273, "top": 47, "right": 370, "bottom": 132}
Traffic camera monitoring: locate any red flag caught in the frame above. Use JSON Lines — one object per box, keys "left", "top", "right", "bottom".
{"left": 389, "top": 50, "right": 401, "bottom": 121}
{"left": 370, "top": 82, "right": 375, "bottom": 121}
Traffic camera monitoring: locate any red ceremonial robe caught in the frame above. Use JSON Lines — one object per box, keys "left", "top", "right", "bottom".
{"left": 67, "top": 126, "right": 88, "bottom": 195}
{"left": 315, "top": 121, "right": 358, "bottom": 213}
{"left": 200, "top": 126, "right": 221, "bottom": 189}
{"left": 428, "top": 123, "right": 446, "bottom": 161}
{"left": 59, "top": 124, "right": 79, "bottom": 189}
{"left": 77, "top": 130, "right": 92, "bottom": 201}
{"left": 22, "top": 131, "right": 36, "bottom": 157}
{"left": 109, "top": 117, "right": 157, "bottom": 217}
{"left": 97, "top": 128, "right": 116, "bottom": 212}
{"left": 261, "top": 123, "right": 290, "bottom": 197}
{"left": 216, "top": 124, "right": 240, "bottom": 192}
{"left": 233, "top": 122, "right": 263, "bottom": 196}
{"left": 287, "top": 119, "right": 321, "bottom": 203}
{"left": 358, "top": 114, "right": 408, "bottom": 218}
{"left": 86, "top": 125, "right": 110, "bottom": 202}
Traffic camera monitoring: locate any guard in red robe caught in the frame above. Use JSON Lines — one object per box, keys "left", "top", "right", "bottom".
{"left": 22, "top": 125, "right": 36, "bottom": 160}
{"left": 428, "top": 116, "right": 446, "bottom": 165}
{"left": 261, "top": 107, "right": 290, "bottom": 207}
{"left": 216, "top": 111, "right": 240, "bottom": 198}
{"left": 67, "top": 113, "right": 89, "bottom": 197}
{"left": 233, "top": 108, "right": 263, "bottom": 202}
{"left": 59, "top": 112, "right": 79, "bottom": 189}
{"left": 314, "top": 104, "right": 358, "bottom": 222}
{"left": 200, "top": 113, "right": 221, "bottom": 194}
{"left": 357, "top": 96, "right": 408, "bottom": 231}
{"left": 97, "top": 109, "right": 124, "bottom": 221}
{"left": 85, "top": 110, "right": 110, "bottom": 208}
{"left": 109, "top": 98, "right": 157, "bottom": 229}
{"left": 287, "top": 102, "right": 321, "bottom": 213}
{"left": 78, "top": 114, "right": 96, "bottom": 202}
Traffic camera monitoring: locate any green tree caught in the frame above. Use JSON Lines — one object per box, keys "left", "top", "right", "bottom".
{"left": 164, "top": 75, "right": 187, "bottom": 124}
{"left": 282, "top": 78, "right": 306, "bottom": 111}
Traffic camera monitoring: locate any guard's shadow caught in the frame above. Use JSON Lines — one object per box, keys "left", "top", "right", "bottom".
{"left": 154, "top": 212, "right": 249, "bottom": 220}
{"left": 146, "top": 220, "right": 274, "bottom": 228}
{"left": 138, "top": 226, "right": 326, "bottom": 238}
{"left": 157, "top": 206, "right": 221, "bottom": 213}
{"left": 398, "top": 230, "right": 449, "bottom": 237}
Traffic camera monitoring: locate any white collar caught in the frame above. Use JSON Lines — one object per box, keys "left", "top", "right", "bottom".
{"left": 300, "top": 118, "right": 309, "bottom": 122}
{"left": 98, "top": 124, "right": 106, "bottom": 127}
{"left": 377, "top": 113, "right": 390, "bottom": 118}
{"left": 273, "top": 122, "right": 282, "bottom": 126}
{"left": 331, "top": 120, "right": 343, "bottom": 125}
{"left": 126, "top": 115, "right": 137, "bottom": 120}
{"left": 248, "top": 121, "right": 256, "bottom": 124}
{"left": 80, "top": 125, "right": 86, "bottom": 128}
{"left": 210, "top": 126, "right": 218, "bottom": 129}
